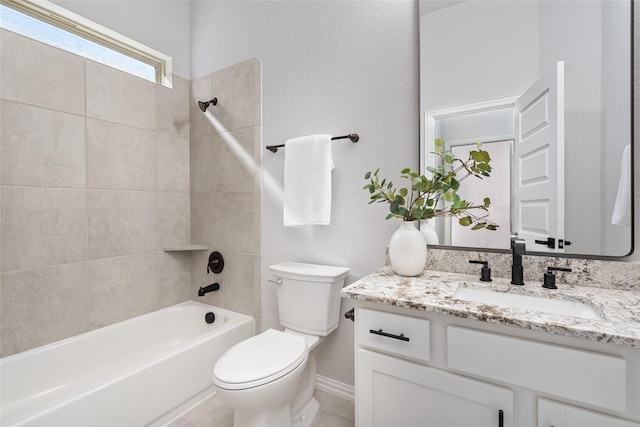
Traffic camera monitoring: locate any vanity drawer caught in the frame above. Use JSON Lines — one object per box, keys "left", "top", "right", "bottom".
{"left": 447, "top": 326, "right": 626, "bottom": 412}
{"left": 357, "top": 308, "right": 430, "bottom": 362}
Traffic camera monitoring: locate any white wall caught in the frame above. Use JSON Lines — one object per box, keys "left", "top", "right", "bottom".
{"left": 190, "top": 0, "right": 419, "bottom": 386}
{"left": 52, "top": 0, "right": 191, "bottom": 79}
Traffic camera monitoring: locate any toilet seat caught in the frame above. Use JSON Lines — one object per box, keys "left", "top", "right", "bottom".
{"left": 213, "top": 329, "right": 308, "bottom": 390}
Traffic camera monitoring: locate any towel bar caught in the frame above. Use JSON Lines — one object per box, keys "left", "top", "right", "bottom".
{"left": 266, "top": 133, "right": 359, "bottom": 153}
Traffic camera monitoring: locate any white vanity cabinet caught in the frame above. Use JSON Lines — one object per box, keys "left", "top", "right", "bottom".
{"left": 355, "top": 307, "right": 514, "bottom": 427}
{"left": 358, "top": 348, "right": 513, "bottom": 426}
{"left": 353, "top": 303, "right": 640, "bottom": 427}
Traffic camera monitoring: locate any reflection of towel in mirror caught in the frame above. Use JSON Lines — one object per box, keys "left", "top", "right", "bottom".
{"left": 611, "top": 144, "right": 631, "bottom": 227}
{"left": 283, "top": 134, "right": 333, "bottom": 226}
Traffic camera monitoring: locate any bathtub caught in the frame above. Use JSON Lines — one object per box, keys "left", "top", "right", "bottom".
{"left": 0, "top": 301, "right": 254, "bottom": 427}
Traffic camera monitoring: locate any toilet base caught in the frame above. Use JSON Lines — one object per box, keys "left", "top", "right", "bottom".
{"left": 234, "top": 402, "right": 292, "bottom": 427}
{"left": 291, "top": 396, "right": 320, "bottom": 427}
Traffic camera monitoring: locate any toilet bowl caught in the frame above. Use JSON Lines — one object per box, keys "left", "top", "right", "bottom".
{"left": 213, "top": 262, "right": 350, "bottom": 427}
{"left": 213, "top": 329, "right": 308, "bottom": 427}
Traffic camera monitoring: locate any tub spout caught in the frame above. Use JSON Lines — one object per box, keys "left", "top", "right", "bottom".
{"left": 198, "top": 283, "right": 220, "bottom": 296}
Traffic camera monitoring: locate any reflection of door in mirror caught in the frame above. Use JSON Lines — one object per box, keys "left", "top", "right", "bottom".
{"left": 428, "top": 62, "right": 565, "bottom": 253}
{"left": 514, "top": 61, "right": 565, "bottom": 254}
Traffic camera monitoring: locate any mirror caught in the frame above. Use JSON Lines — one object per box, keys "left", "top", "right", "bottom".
{"left": 419, "top": 0, "right": 633, "bottom": 257}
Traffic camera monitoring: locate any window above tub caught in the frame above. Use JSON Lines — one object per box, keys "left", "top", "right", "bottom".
{"left": 0, "top": 0, "right": 173, "bottom": 87}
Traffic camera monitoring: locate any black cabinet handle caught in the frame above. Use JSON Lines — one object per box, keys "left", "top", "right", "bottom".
{"left": 369, "top": 329, "right": 410, "bottom": 342}
{"left": 498, "top": 409, "right": 504, "bottom": 427}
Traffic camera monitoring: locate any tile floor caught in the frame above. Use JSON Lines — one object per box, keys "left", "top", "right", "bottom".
{"left": 167, "top": 389, "right": 354, "bottom": 427}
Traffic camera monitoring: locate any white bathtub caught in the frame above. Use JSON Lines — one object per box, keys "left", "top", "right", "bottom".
{"left": 0, "top": 301, "right": 254, "bottom": 427}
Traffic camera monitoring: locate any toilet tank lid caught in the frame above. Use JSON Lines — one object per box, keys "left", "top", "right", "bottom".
{"left": 269, "top": 262, "right": 349, "bottom": 282}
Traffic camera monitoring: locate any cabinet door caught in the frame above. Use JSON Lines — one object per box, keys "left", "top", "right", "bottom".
{"left": 538, "top": 399, "right": 640, "bottom": 427}
{"left": 357, "top": 349, "right": 513, "bottom": 427}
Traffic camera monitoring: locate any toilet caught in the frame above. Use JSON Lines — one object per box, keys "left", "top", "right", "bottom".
{"left": 213, "top": 261, "right": 350, "bottom": 427}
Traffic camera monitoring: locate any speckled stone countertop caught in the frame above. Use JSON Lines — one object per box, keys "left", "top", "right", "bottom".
{"left": 341, "top": 267, "right": 640, "bottom": 349}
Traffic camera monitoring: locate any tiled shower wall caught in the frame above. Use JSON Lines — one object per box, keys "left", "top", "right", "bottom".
{"left": 0, "top": 30, "right": 193, "bottom": 356}
{"left": 189, "top": 59, "right": 262, "bottom": 329}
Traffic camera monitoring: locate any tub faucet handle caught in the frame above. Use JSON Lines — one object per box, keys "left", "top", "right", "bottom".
{"left": 207, "top": 251, "right": 224, "bottom": 274}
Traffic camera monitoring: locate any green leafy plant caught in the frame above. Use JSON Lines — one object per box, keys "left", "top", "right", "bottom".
{"left": 363, "top": 138, "right": 499, "bottom": 231}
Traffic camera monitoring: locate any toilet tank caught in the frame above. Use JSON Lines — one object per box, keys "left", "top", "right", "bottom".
{"left": 269, "top": 262, "right": 350, "bottom": 336}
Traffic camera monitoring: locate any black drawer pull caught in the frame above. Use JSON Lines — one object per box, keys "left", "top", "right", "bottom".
{"left": 498, "top": 409, "right": 504, "bottom": 427}
{"left": 369, "top": 328, "right": 410, "bottom": 342}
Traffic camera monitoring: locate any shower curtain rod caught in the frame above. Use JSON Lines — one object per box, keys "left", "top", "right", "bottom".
{"left": 265, "top": 133, "right": 359, "bottom": 153}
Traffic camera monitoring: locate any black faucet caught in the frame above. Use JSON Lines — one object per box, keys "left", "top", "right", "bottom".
{"left": 510, "top": 236, "right": 526, "bottom": 285}
{"left": 198, "top": 282, "right": 220, "bottom": 296}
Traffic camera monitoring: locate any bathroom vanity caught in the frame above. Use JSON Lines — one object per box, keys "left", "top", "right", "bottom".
{"left": 341, "top": 269, "right": 640, "bottom": 427}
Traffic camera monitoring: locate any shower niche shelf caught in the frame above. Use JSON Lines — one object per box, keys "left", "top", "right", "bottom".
{"left": 162, "top": 244, "right": 209, "bottom": 252}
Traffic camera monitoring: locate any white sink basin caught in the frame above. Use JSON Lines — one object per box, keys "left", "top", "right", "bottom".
{"left": 454, "top": 286, "right": 603, "bottom": 320}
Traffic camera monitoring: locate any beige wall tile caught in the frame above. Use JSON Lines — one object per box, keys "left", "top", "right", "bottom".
{"left": 209, "top": 58, "right": 261, "bottom": 132}
{"left": 157, "top": 76, "right": 190, "bottom": 138}
{"left": 190, "top": 77, "right": 214, "bottom": 139}
{"left": 0, "top": 26, "right": 202, "bottom": 356}
{"left": 1, "top": 100, "right": 86, "bottom": 188}
{"left": 158, "top": 192, "right": 190, "bottom": 247}
{"left": 253, "top": 254, "right": 262, "bottom": 318}
{"left": 157, "top": 251, "right": 193, "bottom": 308}
{"left": 86, "top": 119, "right": 157, "bottom": 191}
{"left": 158, "top": 133, "right": 189, "bottom": 192}
{"left": 87, "top": 190, "right": 157, "bottom": 259}
{"left": 189, "top": 60, "right": 262, "bottom": 321}
{"left": 190, "top": 250, "right": 217, "bottom": 304}
{"left": 211, "top": 191, "right": 258, "bottom": 253}
{"left": 195, "top": 251, "right": 256, "bottom": 317}
{"left": 86, "top": 60, "right": 156, "bottom": 130}
{"left": 190, "top": 134, "right": 218, "bottom": 193}
{"left": 190, "top": 191, "right": 214, "bottom": 245}
{"left": 1, "top": 187, "right": 88, "bottom": 272}
{"left": 0, "top": 30, "right": 85, "bottom": 115}
{"left": 253, "top": 190, "right": 261, "bottom": 251}
{"left": 213, "top": 127, "right": 262, "bottom": 192}
{"left": 88, "top": 253, "right": 158, "bottom": 329}
{"left": 1, "top": 262, "right": 88, "bottom": 356}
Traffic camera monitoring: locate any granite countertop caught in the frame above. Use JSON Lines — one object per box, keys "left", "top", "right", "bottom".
{"left": 341, "top": 268, "right": 640, "bottom": 349}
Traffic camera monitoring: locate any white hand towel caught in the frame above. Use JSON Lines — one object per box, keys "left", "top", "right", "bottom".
{"left": 611, "top": 144, "right": 631, "bottom": 227}
{"left": 283, "top": 134, "right": 333, "bottom": 226}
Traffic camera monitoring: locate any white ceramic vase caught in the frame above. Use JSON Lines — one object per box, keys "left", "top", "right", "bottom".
{"left": 389, "top": 221, "right": 427, "bottom": 277}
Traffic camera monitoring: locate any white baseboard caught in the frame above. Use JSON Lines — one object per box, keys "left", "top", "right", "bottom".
{"left": 315, "top": 374, "right": 355, "bottom": 403}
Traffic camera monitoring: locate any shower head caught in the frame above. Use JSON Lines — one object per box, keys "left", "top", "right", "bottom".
{"left": 198, "top": 98, "right": 217, "bottom": 112}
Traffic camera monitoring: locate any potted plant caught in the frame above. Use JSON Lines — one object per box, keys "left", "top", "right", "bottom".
{"left": 364, "top": 138, "right": 499, "bottom": 276}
